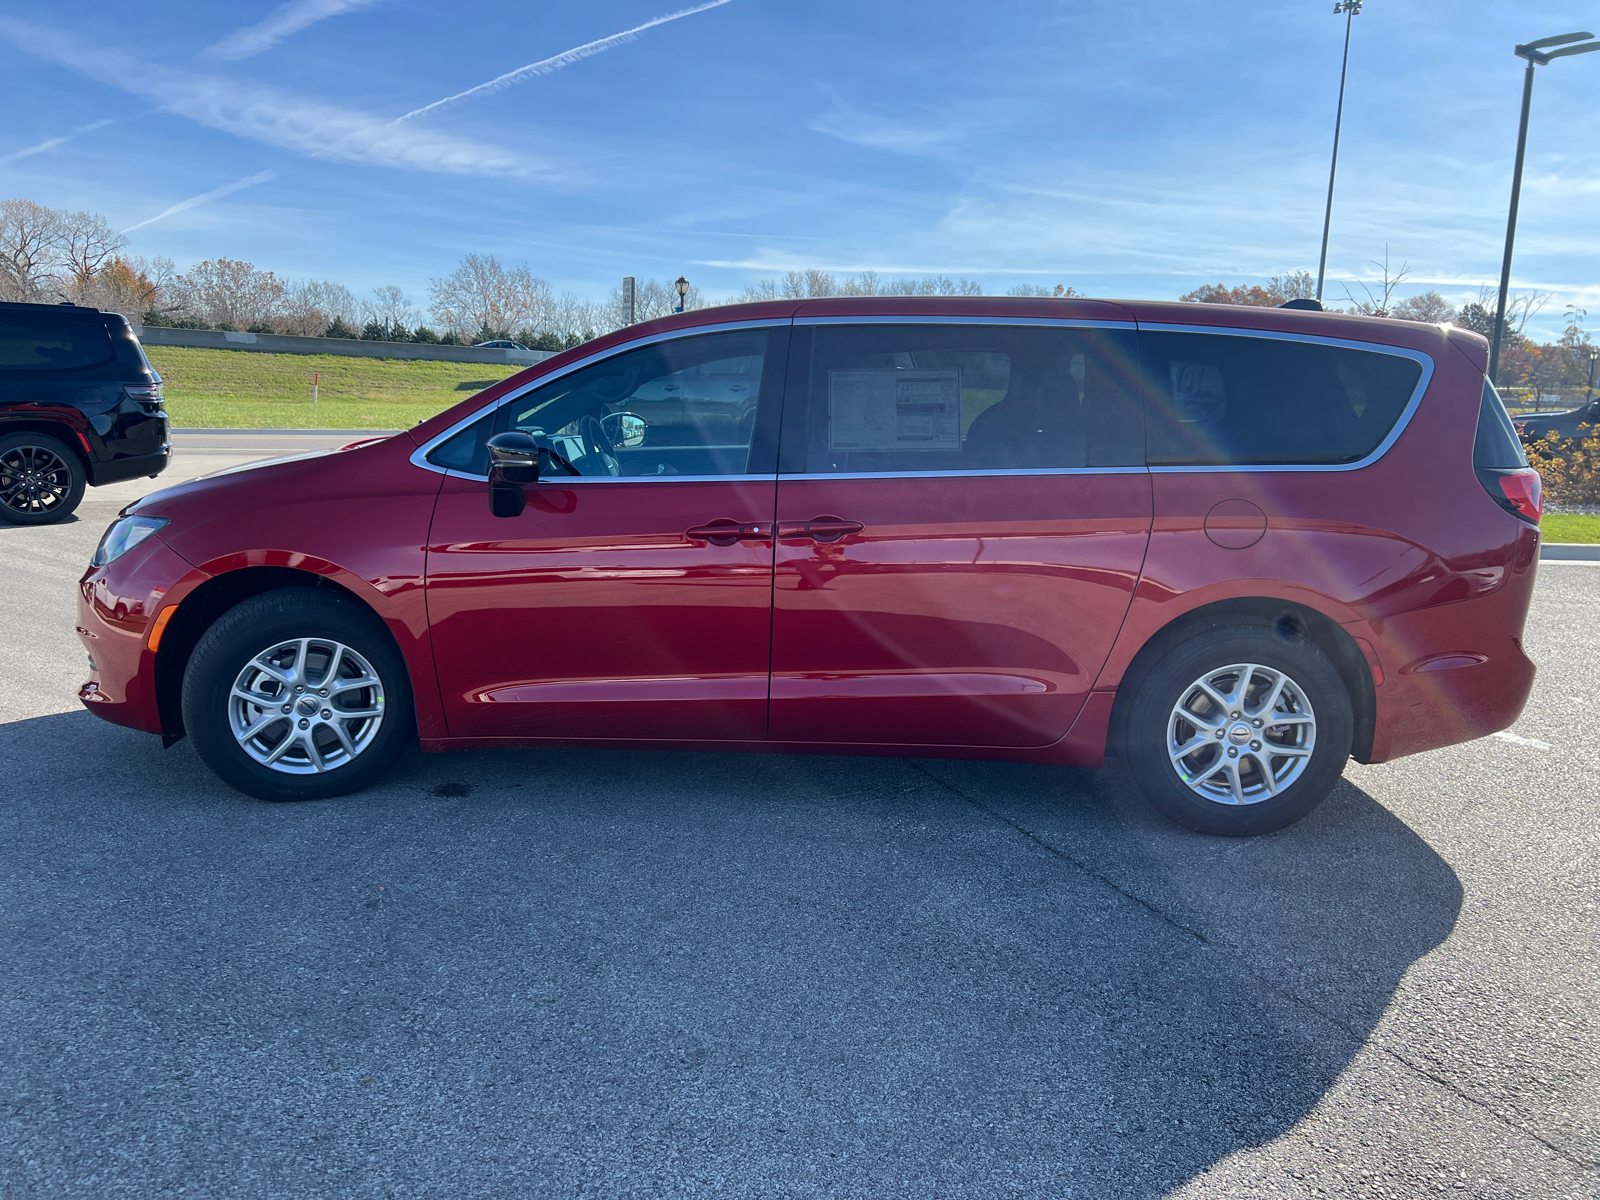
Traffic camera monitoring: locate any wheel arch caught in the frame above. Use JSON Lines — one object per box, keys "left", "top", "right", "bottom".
{"left": 153, "top": 566, "right": 410, "bottom": 745}
{"left": 0, "top": 417, "right": 93, "bottom": 473}
{"left": 1105, "top": 596, "right": 1377, "bottom": 764}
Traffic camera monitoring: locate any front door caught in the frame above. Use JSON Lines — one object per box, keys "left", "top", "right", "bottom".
{"left": 769, "top": 319, "right": 1152, "bottom": 748}
{"left": 426, "top": 326, "right": 787, "bottom": 742}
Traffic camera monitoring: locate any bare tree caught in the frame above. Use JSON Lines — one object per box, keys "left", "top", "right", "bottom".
{"left": 81, "top": 256, "right": 175, "bottom": 321}
{"left": 1340, "top": 249, "right": 1412, "bottom": 318}
{"left": 1006, "top": 283, "right": 1081, "bottom": 297}
{"left": 366, "top": 285, "right": 421, "bottom": 330}
{"left": 169, "top": 258, "right": 286, "bottom": 329}
{"left": 429, "top": 254, "right": 556, "bottom": 338}
{"left": 57, "top": 209, "right": 127, "bottom": 303}
{"left": 1390, "top": 291, "right": 1457, "bottom": 324}
{"left": 0, "top": 199, "right": 64, "bottom": 302}
{"left": 279, "top": 279, "right": 361, "bottom": 336}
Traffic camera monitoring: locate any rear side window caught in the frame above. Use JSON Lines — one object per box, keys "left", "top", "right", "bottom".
{"left": 0, "top": 318, "right": 114, "bottom": 371}
{"left": 793, "top": 323, "right": 1145, "bottom": 474}
{"left": 1473, "top": 379, "right": 1528, "bottom": 469}
{"left": 1139, "top": 332, "right": 1424, "bottom": 466}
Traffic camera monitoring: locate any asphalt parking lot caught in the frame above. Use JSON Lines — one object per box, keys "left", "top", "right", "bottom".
{"left": 2, "top": 436, "right": 1595, "bottom": 1199}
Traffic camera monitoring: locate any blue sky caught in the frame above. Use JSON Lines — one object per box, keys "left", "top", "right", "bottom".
{"left": 1, "top": 0, "right": 1596, "bottom": 339}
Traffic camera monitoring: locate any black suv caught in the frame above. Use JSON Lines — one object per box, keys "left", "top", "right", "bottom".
{"left": 0, "top": 301, "right": 169, "bottom": 524}
{"left": 1514, "top": 396, "right": 1599, "bottom": 445}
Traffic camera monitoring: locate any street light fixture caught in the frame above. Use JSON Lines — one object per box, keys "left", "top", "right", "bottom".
{"left": 1587, "top": 345, "right": 1599, "bottom": 403}
{"left": 1489, "top": 31, "right": 1600, "bottom": 382}
{"left": 674, "top": 276, "right": 689, "bottom": 314}
{"left": 1315, "top": 0, "right": 1363, "bottom": 305}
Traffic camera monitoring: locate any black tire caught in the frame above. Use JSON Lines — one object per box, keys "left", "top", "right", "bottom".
{"left": 0, "top": 432, "right": 86, "bottom": 525}
{"left": 182, "top": 588, "right": 414, "bottom": 801}
{"left": 1125, "top": 622, "right": 1353, "bottom": 836}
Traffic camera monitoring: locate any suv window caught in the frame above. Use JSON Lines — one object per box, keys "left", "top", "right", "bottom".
{"left": 1139, "top": 331, "right": 1423, "bottom": 466}
{"left": 793, "top": 323, "right": 1144, "bottom": 474}
{"left": 427, "top": 329, "right": 773, "bottom": 477}
{"left": 1473, "top": 379, "right": 1528, "bottom": 469}
{"left": 0, "top": 317, "right": 114, "bottom": 371}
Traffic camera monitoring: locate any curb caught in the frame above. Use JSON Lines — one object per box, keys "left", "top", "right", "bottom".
{"left": 1540, "top": 543, "right": 1600, "bottom": 561}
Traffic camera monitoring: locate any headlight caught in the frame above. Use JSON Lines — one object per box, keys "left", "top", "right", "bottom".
{"left": 92, "top": 515, "right": 169, "bottom": 567}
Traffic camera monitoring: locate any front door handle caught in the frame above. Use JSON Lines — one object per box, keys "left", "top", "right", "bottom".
{"left": 685, "top": 519, "right": 768, "bottom": 546}
{"left": 777, "top": 515, "right": 864, "bottom": 544}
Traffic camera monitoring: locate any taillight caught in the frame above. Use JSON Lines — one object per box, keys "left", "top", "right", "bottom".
{"left": 124, "top": 383, "right": 164, "bottom": 406}
{"left": 1478, "top": 467, "right": 1542, "bottom": 524}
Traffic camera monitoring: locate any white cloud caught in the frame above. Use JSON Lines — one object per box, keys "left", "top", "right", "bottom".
{"left": 0, "top": 118, "right": 114, "bottom": 165}
{"left": 807, "top": 103, "right": 961, "bottom": 155}
{"left": 0, "top": 17, "right": 531, "bottom": 177}
{"left": 205, "top": 0, "right": 379, "bottom": 61}
{"left": 122, "top": 170, "right": 278, "bottom": 233}
{"left": 395, "top": 0, "right": 735, "bottom": 123}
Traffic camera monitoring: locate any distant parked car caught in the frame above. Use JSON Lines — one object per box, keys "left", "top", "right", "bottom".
{"left": 474, "top": 339, "right": 530, "bottom": 350}
{"left": 0, "top": 300, "right": 169, "bottom": 524}
{"left": 78, "top": 297, "right": 1541, "bottom": 836}
{"left": 1513, "top": 396, "right": 1599, "bottom": 444}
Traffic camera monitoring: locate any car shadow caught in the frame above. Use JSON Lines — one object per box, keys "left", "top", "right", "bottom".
{"left": 2, "top": 710, "right": 1461, "bottom": 1199}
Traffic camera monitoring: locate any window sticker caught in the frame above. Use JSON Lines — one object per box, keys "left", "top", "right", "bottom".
{"left": 828, "top": 368, "right": 962, "bottom": 451}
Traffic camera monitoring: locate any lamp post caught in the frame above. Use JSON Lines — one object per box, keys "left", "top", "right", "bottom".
{"left": 1315, "top": 0, "right": 1363, "bottom": 305}
{"left": 1489, "top": 31, "right": 1600, "bottom": 383}
{"left": 1588, "top": 346, "right": 1599, "bottom": 403}
{"left": 674, "top": 276, "right": 689, "bottom": 314}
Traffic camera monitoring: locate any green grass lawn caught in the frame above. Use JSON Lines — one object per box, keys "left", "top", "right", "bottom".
{"left": 1542, "top": 513, "right": 1600, "bottom": 544}
{"left": 146, "top": 346, "right": 522, "bottom": 429}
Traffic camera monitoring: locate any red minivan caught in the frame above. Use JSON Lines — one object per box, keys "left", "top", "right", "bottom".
{"left": 76, "top": 297, "right": 1541, "bottom": 835}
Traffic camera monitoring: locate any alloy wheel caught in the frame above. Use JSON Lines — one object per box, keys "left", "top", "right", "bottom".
{"left": 228, "top": 637, "right": 386, "bottom": 774}
{"left": 1167, "top": 662, "right": 1317, "bottom": 805}
{"left": 0, "top": 444, "right": 74, "bottom": 517}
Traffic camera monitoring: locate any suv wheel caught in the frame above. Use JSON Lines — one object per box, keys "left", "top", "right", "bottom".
{"left": 182, "top": 588, "right": 414, "bottom": 801}
{"left": 1125, "top": 622, "right": 1353, "bottom": 836}
{"left": 0, "top": 433, "right": 86, "bottom": 525}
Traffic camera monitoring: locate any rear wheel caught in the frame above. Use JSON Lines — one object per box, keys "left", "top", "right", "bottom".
{"left": 182, "top": 588, "right": 414, "bottom": 801}
{"left": 0, "top": 433, "right": 85, "bottom": 525}
{"left": 1125, "top": 622, "right": 1353, "bottom": 836}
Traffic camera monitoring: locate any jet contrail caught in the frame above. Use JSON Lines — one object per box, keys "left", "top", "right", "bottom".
{"left": 0, "top": 118, "right": 114, "bottom": 165}
{"left": 122, "top": 170, "right": 277, "bottom": 233}
{"left": 393, "top": 0, "right": 733, "bottom": 123}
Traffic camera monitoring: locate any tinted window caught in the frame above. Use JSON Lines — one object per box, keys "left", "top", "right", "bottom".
{"left": 427, "top": 411, "right": 496, "bottom": 473}
{"left": 1139, "top": 332, "right": 1423, "bottom": 466}
{"left": 498, "top": 330, "right": 770, "bottom": 477}
{"left": 0, "top": 318, "right": 114, "bottom": 371}
{"left": 1474, "top": 380, "right": 1528, "bottom": 469}
{"left": 794, "top": 324, "right": 1144, "bottom": 474}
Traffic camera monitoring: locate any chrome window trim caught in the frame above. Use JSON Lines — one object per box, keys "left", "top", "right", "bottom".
{"left": 777, "top": 466, "right": 1148, "bottom": 481}
{"left": 796, "top": 314, "right": 1135, "bottom": 330}
{"left": 1136, "top": 323, "right": 1435, "bottom": 474}
{"left": 409, "top": 318, "right": 792, "bottom": 480}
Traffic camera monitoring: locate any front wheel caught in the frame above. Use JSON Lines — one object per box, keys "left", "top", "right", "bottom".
{"left": 0, "top": 433, "right": 86, "bottom": 525}
{"left": 1125, "top": 623, "right": 1353, "bottom": 836}
{"left": 182, "top": 588, "right": 414, "bottom": 801}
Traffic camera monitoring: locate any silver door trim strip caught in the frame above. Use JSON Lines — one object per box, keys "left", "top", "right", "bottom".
{"left": 409, "top": 318, "right": 792, "bottom": 480}
{"left": 795, "top": 314, "right": 1135, "bottom": 330}
{"left": 777, "top": 466, "right": 1148, "bottom": 481}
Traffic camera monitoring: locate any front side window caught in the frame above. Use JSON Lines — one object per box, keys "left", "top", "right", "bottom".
{"left": 793, "top": 324, "right": 1144, "bottom": 474}
{"left": 425, "top": 329, "right": 775, "bottom": 477}
{"left": 0, "top": 318, "right": 114, "bottom": 371}
{"left": 1140, "top": 331, "right": 1424, "bottom": 466}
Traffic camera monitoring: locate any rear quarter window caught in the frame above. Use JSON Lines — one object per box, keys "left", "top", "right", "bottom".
{"left": 1139, "top": 331, "right": 1424, "bottom": 466}
{"left": 0, "top": 318, "right": 115, "bottom": 371}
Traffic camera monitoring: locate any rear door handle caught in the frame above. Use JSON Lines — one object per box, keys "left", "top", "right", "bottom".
{"left": 777, "top": 516, "right": 864, "bottom": 544}
{"left": 685, "top": 519, "right": 768, "bottom": 546}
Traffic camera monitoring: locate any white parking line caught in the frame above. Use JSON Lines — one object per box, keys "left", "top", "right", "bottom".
{"left": 1493, "top": 730, "right": 1553, "bottom": 750}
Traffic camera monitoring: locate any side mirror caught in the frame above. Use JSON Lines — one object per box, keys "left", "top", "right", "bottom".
{"left": 487, "top": 431, "right": 539, "bottom": 518}
{"left": 600, "top": 411, "right": 648, "bottom": 448}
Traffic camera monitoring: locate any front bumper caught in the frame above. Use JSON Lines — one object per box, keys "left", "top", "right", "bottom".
{"left": 77, "top": 533, "right": 206, "bottom": 736}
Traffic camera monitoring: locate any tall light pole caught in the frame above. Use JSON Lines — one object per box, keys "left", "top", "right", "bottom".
{"left": 1315, "top": 1, "right": 1362, "bottom": 305}
{"left": 1489, "top": 32, "right": 1600, "bottom": 383}
{"left": 674, "top": 276, "right": 689, "bottom": 315}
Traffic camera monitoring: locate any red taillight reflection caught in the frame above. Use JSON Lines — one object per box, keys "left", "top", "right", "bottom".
{"left": 1498, "top": 470, "right": 1542, "bottom": 524}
